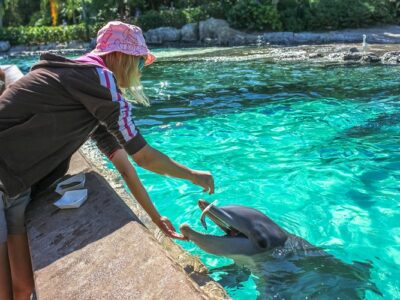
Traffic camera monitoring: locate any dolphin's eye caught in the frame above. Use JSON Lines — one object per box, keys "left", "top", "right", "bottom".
{"left": 253, "top": 226, "right": 269, "bottom": 248}
{"left": 256, "top": 237, "right": 268, "bottom": 248}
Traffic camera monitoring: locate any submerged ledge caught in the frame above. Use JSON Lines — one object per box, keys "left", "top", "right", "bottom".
{"left": 2, "top": 44, "right": 400, "bottom": 67}
{"left": 26, "top": 150, "right": 228, "bottom": 299}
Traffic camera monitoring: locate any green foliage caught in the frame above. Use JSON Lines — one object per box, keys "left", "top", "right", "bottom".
{"left": 308, "top": 0, "right": 357, "bottom": 30}
{"left": 276, "top": 0, "right": 398, "bottom": 32}
{"left": 2, "top": 0, "right": 22, "bottom": 26}
{"left": 0, "top": 0, "right": 399, "bottom": 43}
{"left": 194, "top": 1, "right": 227, "bottom": 20}
{"left": 277, "top": 0, "right": 312, "bottom": 32}
{"left": 366, "top": 0, "right": 397, "bottom": 23}
{"left": 138, "top": 9, "right": 186, "bottom": 30}
{"left": 393, "top": 0, "right": 400, "bottom": 17}
{"left": 181, "top": 7, "right": 208, "bottom": 23}
{"left": 305, "top": 0, "right": 397, "bottom": 30}
{"left": 0, "top": 24, "right": 99, "bottom": 45}
{"left": 227, "top": 0, "right": 282, "bottom": 31}
{"left": 137, "top": 6, "right": 217, "bottom": 31}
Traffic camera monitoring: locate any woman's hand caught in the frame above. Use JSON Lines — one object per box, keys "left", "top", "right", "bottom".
{"left": 191, "top": 170, "right": 215, "bottom": 195}
{"left": 111, "top": 150, "right": 187, "bottom": 241}
{"left": 155, "top": 216, "right": 187, "bottom": 240}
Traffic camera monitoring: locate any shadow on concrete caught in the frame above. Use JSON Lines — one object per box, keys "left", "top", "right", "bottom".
{"left": 26, "top": 171, "right": 143, "bottom": 271}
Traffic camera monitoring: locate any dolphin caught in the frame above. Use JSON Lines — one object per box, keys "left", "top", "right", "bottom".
{"left": 180, "top": 200, "right": 381, "bottom": 299}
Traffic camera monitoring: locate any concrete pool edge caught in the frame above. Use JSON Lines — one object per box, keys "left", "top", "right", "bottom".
{"left": 25, "top": 149, "right": 229, "bottom": 299}
{"left": 79, "top": 147, "right": 229, "bottom": 299}
{"left": 77, "top": 148, "right": 230, "bottom": 299}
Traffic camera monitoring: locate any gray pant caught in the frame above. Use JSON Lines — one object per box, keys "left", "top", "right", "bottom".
{"left": 0, "top": 186, "right": 31, "bottom": 244}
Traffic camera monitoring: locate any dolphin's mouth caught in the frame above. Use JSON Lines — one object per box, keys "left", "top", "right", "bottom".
{"left": 181, "top": 199, "right": 246, "bottom": 239}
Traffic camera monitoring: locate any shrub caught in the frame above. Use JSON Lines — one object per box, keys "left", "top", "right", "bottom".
{"left": 199, "top": 2, "right": 227, "bottom": 20}
{"left": 307, "top": 0, "right": 396, "bottom": 31}
{"left": 227, "top": 0, "right": 282, "bottom": 31}
{"left": 182, "top": 7, "right": 208, "bottom": 23}
{"left": 137, "top": 6, "right": 218, "bottom": 31}
{"left": 277, "top": 0, "right": 312, "bottom": 32}
{"left": 138, "top": 9, "right": 187, "bottom": 31}
{"left": 366, "top": 0, "right": 397, "bottom": 24}
{"left": 0, "top": 24, "right": 99, "bottom": 45}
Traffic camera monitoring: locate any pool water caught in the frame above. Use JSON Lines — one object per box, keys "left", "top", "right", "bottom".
{"left": 4, "top": 47, "right": 400, "bottom": 299}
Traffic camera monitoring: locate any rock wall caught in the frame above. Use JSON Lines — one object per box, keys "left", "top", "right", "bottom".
{"left": 143, "top": 18, "right": 400, "bottom": 46}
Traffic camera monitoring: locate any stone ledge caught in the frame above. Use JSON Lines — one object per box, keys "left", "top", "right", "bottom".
{"left": 26, "top": 151, "right": 228, "bottom": 299}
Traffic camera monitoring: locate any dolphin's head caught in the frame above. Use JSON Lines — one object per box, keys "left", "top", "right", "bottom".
{"left": 180, "top": 200, "right": 288, "bottom": 257}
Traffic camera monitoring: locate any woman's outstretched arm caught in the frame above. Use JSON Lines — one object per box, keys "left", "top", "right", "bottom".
{"left": 131, "top": 145, "right": 215, "bottom": 194}
{"left": 111, "top": 149, "right": 186, "bottom": 240}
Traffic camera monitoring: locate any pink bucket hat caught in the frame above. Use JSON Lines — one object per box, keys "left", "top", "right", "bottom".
{"left": 91, "top": 21, "right": 156, "bottom": 66}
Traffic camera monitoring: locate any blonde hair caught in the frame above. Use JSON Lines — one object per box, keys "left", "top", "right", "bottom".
{"left": 101, "top": 52, "right": 150, "bottom": 107}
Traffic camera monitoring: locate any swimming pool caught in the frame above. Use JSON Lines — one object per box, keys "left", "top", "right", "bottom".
{"left": 4, "top": 47, "right": 400, "bottom": 299}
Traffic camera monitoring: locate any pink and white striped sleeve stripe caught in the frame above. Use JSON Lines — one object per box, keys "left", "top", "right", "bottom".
{"left": 96, "top": 67, "right": 138, "bottom": 142}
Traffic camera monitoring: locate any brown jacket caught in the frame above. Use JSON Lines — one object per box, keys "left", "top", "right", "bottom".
{"left": 0, "top": 53, "right": 146, "bottom": 197}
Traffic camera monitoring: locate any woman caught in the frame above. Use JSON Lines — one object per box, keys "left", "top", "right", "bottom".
{"left": 0, "top": 21, "right": 214, "bottom": 300}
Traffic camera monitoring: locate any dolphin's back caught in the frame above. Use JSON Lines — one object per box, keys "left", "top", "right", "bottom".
{"left": 283, "top": 234, "right": 324, "bottom": 256}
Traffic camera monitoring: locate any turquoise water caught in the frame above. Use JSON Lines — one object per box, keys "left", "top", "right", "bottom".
{"left": 4, "top": 48, "right": 400, "bottom": 299}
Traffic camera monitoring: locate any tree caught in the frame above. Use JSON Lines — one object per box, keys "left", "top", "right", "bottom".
{"left": 0, "top": 0, "right": 18, "bottom": 28}
{"left": 62, "top": 0, "right": 80, "bottom": 24}
{"left": 0, "top": 0, "right": 5, "bottom": 28}
{"left": 49, "top": 0, "right": 58, "bottom": 26}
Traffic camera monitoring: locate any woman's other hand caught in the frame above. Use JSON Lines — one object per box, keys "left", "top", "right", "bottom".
{"left": 155, "top": 217, "right": 187, "bottom": 240}
{"left": 191, "top": 170, "right": 214, "bottom": 194}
